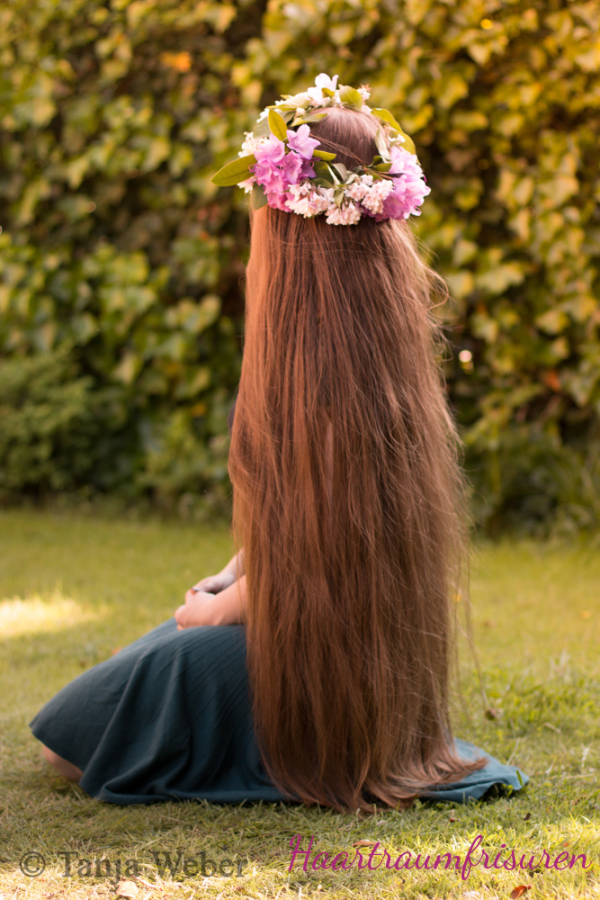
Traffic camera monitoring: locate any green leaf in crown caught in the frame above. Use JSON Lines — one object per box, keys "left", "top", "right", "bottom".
{"left": 212, "top": 154, "right": 257, "bottom": 187}
{"left": 338, "top": 85, "right": 364, "bottom": 109}
{"left": 371, "top": 108, "right": 416, "bottom": 156}
{"left": 268, "top": 109, "right": 288, "bottom": 141}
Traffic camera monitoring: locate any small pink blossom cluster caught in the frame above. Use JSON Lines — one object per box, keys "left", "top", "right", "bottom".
{"left": 369, "top": 145, "right": 433, "bottom": 222}
{"left": 240, "top": 125, "right": 320, "bottom": 211}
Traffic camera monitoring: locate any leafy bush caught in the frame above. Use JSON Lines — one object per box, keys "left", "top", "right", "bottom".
{"left": 0, "top": 0, "right": 598, "bottom": 530}
{"left": 0, "top": 350, "right": 113, "bottom": 494}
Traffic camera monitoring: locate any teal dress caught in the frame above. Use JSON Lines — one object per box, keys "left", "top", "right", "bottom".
{"left": 29, "top": 398, "right": 528, "bottom": 806}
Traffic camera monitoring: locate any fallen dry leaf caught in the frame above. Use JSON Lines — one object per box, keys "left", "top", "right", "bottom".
{"left": 352, "top": 840, "right": 378, "bottom": 848}
{"left": 449, "top": 817, "right": 457, "bottom": 822}
{"left": 112, "top": 647, "right": 123, "bottom": 655}
{"left": 581, "top": 610, "right": 592, "bottom": 619}
{"left": 523, "top": 812, "right": 531, "bottom": 821}
{"left": 485, "top": 707, "right": 501, "bottom": 720}
{"left": 510, "top": 885, "right": 532, "bottom": 899}
{"left": 116, "top": 881, "right": 139, "bottom": 898}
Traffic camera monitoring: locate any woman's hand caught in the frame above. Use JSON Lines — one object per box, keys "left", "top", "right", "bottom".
{"left": 175, "top": 575, "right": 247, "bottom": 630}
{"left": 175, "top": 589, "right": 223, "bottom": 630}
{"left": 189, "top": 571, "right": 236, "bottom": 595}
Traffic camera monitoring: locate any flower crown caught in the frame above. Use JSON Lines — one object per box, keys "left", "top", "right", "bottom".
{"left": 211, "top": 74, "right": 431, "bottom": 226}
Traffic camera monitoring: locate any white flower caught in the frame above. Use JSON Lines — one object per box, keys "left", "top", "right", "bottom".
{"left": 345, "top": 174, "right": 373, "bottom": 202}
{"left": 343, "top": 174, "right": 395, "bottom": 215}
{"left": 317, "top": 186, "right": 336, "bottom": 204}
{"left": 286, "top": 182, "right": 330, "bottom": 217}
{"left": 315, "top": 73, "right": 339, "bottom": 91}
{"left": 325, "top": 201, "right": 362, "bottom": 225}
{"left": 287, "top": 91, "right": 312, "bottom": 108}
{"left": 345, "top": 183, "right": 365, "bottom": 202}
{"left": 307, "top": 86, "right": 325, "bottom": 106}
{"left": 238, "top": 131, "right": 269, "bottom": 156}
{"left": 239, "top": 177, "right": 256, "bottom": 193}
{"left": 239, "top": 133, "right": 270, "bottom": 156}
{"left": 290, "top": 182, "right": 365, "bottom": 223}
{"left": 257, "top": 98, "right": 293, "bottom": 122}
{"left": 359, "top": 178, "right": 394, "bottom": 214}
{"left": 287, "top": 194, "right": 327, "bottom": 217}
{"left": 358, "top": 86, "right": 371, "bottom": 101}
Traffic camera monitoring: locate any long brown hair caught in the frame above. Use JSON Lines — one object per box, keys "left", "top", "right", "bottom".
{"left": 228, "top": 106, "right": 486, "bottom": 812}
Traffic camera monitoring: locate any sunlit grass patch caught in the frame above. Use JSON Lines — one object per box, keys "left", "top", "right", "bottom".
{"left": 0, "top": 590, "right": 100, "bottom": 638}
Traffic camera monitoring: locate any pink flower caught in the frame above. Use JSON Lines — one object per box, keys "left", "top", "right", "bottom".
{"left": 286, "top": 124, "right": 321, "bottom": 160}
{"left": 266, "top": 190, "right": 291, "bottom": 211}
{"left": 297, "top": 159, "right": 314, "bottom": 179}
{"left": 251, "top": 161, "right": 287, "bottom": 194}
{"left": 254, "top": 133, "right": 286, "bottom": 164}
{"left": 251, "top": 135, "right": 286, "bottom": 192}
{"left": 251, "top": 135, "right": 302, "bottom": 195}
{"left": 279, "top": 152, "right": 303, "bottom": 185}
{"left": 366, "top": 147, "right": 431, "bottom": 220}
{"left": 389, "top": 145, "right": 412, "bottom": 175}
{"left": 250, "top": 134, "right": 317, "bottom": 206}
{"left": 378, "top": 175, "right": 431, "bottom": 221}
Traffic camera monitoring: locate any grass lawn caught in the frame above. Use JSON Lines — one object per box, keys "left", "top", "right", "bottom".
{"left": 1, "top": 508, "right": 599, "bottom": 899}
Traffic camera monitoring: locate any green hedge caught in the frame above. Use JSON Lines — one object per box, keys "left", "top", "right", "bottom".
{"left": 1, "top": 0, "right": 599, "bottom": 531}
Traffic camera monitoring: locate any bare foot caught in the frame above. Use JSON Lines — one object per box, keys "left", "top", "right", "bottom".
{"left": 42, "top": 745, "right": 83, "bottom": 782}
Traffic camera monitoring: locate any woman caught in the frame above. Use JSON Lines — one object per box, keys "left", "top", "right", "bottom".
{"left": 31, "top": 76, "right": 527, "bottom": 811}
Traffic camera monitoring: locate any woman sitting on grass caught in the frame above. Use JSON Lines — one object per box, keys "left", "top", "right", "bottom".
{"left": 31, "top": 75, "right": 527, "bottom": 811}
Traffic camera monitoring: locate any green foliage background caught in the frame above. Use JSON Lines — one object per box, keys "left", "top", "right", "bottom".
{"left": 1, "top": 0, "right": 599, "bottom": 531}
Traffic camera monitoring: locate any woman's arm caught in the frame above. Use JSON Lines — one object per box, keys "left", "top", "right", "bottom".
{"left": 223, "top": 547, "right": 245, "bottom": 579}
{"left": 175, "top": 575, "right": 247, "bottom": 629}
{"left": 189, "top": 547, "right": 245, "bottom": 594}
